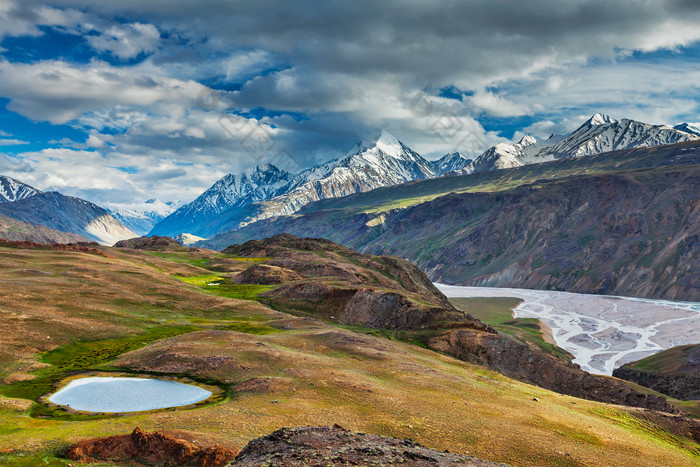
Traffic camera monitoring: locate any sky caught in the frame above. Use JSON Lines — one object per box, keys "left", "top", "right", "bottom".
{"left": 1, "top": 0, "right": 700, "bottom": 210}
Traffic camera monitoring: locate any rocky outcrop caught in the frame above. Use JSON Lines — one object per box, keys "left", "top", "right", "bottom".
{"left": 65, "top": 427, "right": 237, "bottom": 466}
{"left": 429, "top": 329, "right": 677, "bottom": 413}
{"left": 264, "top": 282, "right": 493, "bottom": 333}
{"left": 234, "top": 425, "right": 502, "bottom": 466}
{"left": 114, "top": 235, "right": 185, "bottom": 251}
{"left": 613, "top": 367, "right": 700, "bottom": 401}
{"left": 225, "top": 233, "right": 451, "bottom": 307}
{"left": 66, "top": 426, "right": 501, "bottom": 466}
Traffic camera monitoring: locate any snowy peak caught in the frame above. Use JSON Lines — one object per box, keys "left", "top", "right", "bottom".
{"left": 433, "top": 152, "right": 473, "bottom": 176}
{"left": 539, "top": 115, "right": 699, "bottom": 160}
{"left": 0, "top": 175, "right": 40, "bottom": 203}
{"left": 518, "top": 135, "right": 537, "bottom": 146}
{"left": 185, "top": 132, "right": 439, "bottom": 236}
{"left": 108, "top": 198, "right": 180, "bottom": 236}
{"left": 583, "top": 113, "right": 617, "bottom": 127}
{"left": 149, "top": 164, "right": 293, "bottom": 238}
{"left": 460, "top": 114, "right": 700, "bottom": 176}
{"left": 674, "top": 123, "right": 700, "bottom": 137}
{"left": 371, "top": 130, "right": 404, "bottom": 158}
{"left": 203, "top": 164, "right": 293, "bottom": 213}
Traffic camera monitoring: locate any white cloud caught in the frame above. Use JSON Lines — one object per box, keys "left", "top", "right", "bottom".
{"left": 0, "top": 138, "right": 29, "bottom": 145}
{"left": 0, "top": 59, "right": 207, "bottom": 123}
{"left": 86, "top": 23, "right": 160, "bottom": 59}
{"left": 466, "top": 90, "right": 531, "bottom": 118}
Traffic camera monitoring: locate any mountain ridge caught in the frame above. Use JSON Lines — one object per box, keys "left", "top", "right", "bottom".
{"left": 0, "top": 175, "right": 40, "bottom": 203}
{"left": 0, "top": 191, "right": 136, "bottom": 245}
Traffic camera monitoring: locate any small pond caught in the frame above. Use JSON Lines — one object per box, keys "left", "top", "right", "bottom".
{"left": 47, "top": 376, "right": 212, "bottom": 413}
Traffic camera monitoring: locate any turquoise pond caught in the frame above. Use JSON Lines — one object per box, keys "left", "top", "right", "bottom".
{"left": 47, "top": 376, "right": 212, "bottom": 413}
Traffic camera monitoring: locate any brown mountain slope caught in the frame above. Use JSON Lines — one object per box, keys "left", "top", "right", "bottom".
{"left": 0, "top": 213, "right": 89, "bottom": 244}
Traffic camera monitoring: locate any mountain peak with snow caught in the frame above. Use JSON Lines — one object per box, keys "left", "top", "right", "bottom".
{"left": 149, "top": 164, "right": 293, "bottom": 238}
{"left": 584, "top": 113, "right": 617, "bottom": 127}
{"left": 432, "top": 152, "right": 473, "bottom": 176}
{"left": 518, "top": 135, "right": 537, "bottom": 147}
{"left": 673, "top": 122, "right": 700, "bottom": 137}
{"left": 0, "top": 175, "right": 40, "bottom": 203}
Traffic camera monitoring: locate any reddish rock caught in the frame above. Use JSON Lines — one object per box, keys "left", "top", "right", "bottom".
{"left": 65, "top": 427, "right": 236, "bottom": 466}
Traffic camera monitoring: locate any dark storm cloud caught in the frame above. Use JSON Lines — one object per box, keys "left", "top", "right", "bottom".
{"left": 18, "top": 0, "right": 700, "bottom": 86}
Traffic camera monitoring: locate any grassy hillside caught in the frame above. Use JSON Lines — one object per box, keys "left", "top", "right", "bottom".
{"left": 0, "top": 241, "right": 698, "bottom": 466}
{"left": 614, "top": 344, "right": 700, "bottom": 401}
{"left": 450, "top": 297, "right": 573, "bottom": 362}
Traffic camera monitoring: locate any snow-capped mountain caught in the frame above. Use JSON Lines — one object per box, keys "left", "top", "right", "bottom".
{"left": 257, "top": 130, "right": 436, "bottom": 219}
{"left": 535, "top": 114, "right": 699, "bottom": 160}
{"left": 0, "top": 175, "right": 39, "bottom": 203}
{"left": 150, "top": 164, "right": 293, "bottom": 238}
{"left": 151, "top": 131, "right": 436, "bottom": 239}
{"left": 674, "top": 122, "right": 700, "bottom": 137}
{"left": 109, "top": 199, "right": 180, "bottom": 236}
{"left": 460, "top": 114, "right": 700, "bottom": 175}
{"left": 461, "top": 134, "right": 559, "bottom": 174}
{"left": 432, "top": 152, "right": 473, "bottom": 176}
{"left": 0, "top": 191, "right": 136, "bottom": 245}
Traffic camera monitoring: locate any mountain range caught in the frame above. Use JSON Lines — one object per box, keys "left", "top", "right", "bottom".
{"left": 150, "top": 114, "right": 700, "bottom": 240}
{"left": 1, "top": 113, "right": 698, "bottom": 250}
{"left": 461, "top": 114, "right": 699, "bottom": 174}
{"left": 150, "top": 131, "right": 452, "bottom": 238}
{"left": 108, "top": 199, "right": 180, "bottom": 236}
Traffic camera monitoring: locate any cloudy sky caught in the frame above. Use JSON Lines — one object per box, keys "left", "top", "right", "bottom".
{"left": 1, "top": 0, "right": 700, "bottom": 209}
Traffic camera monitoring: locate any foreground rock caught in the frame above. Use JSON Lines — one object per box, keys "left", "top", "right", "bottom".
{"left": 65, "top": 427, "right": 236, "bottom": 466}
{"left": 234, "top": 425, "right": 503, "bottom": 466}
{"left": 613, "top": 344, "right": 700, "bottom": 401}
{"left": 68, "top": 426, "right": 502, "bottom": 466}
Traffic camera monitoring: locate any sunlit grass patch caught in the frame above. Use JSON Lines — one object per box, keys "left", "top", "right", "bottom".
{"left": 178, "top": 275, "right": 274, "bottom": 300}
